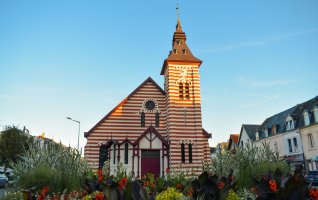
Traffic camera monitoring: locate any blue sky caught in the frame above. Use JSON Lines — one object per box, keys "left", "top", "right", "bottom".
{"left": 0, "top": 0, "right": 317, "bottom": 149}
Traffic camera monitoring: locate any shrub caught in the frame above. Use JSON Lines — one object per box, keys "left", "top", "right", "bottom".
{"left": 12, "top": 143, "right": 90, "bottom": 193}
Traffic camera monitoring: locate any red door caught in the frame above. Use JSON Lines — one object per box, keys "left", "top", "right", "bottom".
{"left": 141, "top": 150, "right": 160, "bottom": 177}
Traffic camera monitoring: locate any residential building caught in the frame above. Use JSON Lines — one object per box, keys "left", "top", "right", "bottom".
{"left": 227, "top": 134, "right": 239, "bottom": 152}
{"left": 238, "top": 124, "right": 260, "bottom": 148}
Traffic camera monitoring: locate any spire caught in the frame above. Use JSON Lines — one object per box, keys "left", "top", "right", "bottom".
{"left": 160, "top": 12, "right": 202, "bottom": 75}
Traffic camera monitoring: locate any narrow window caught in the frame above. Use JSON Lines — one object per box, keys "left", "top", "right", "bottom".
{"left": 181, "top": 143, "right": 185, "bottom": 163}
{"left": 286, "top": 121, "right": 291, "bottom": 131}
{"left": 291, "top": 120, "right": 295, "bottom": 130}
{"left": 288, "top": 139, "right": 292, "bottom": 153}
{"left": 113, "top": 144, "right": 116, "bottom": 165}
{"left": 293, "top": 138, "right": 298, "bottom": 152}
{"left": 304, "top": 112, "right": 310, "bottom": 126}
{"left": 272, "top": 125, "right": 277, "bottom": 135}
{"left": 314, "top": 108, "right": 318, "bottom": 123}
{"left": 308, "top": 134, "right": 314, "bottom": 148}
{"left": 124, "top": 143, "right": 129, "bottom": 164}
{"left": 188, "top": 143, "right": 192, "bottom": 163}
{"left": 264, "top": 129, "right": 268, "bottom": 137}
{"left": 155, "top": 112, "right": 159, "bottom": 127}
{"left": 241, "top": 141, "right": 243, "bottom": 147}
{"left": 99, "top": 145, "right": 108, "bottom": 168}
{"left": 141, "top": 112, "right": 145, "bottom": 127}
{"left": 179, "top": 83, "right": 183, "bottom": 99}
{"left": 185, "top": 83, "right": 190, "bottom": 99}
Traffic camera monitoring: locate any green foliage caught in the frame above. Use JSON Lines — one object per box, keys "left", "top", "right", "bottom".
{"left": 226, "top": 190, "right": 240, "bottom": 200}
{"left": 12, "top": 143, "right": 90, "bottom": 193}
{"left": 203, "top": 142, "right": 290, "bottom": 189}
{"left": 0, "top": 126, "right": 34, "bottom": 165}
{"left": 155, "top": 187, "right": 185, "bottom": 200}
{"left": 0, "top": 190, "right": 23, "bottom": 200}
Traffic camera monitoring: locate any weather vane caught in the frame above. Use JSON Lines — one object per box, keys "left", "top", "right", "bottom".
{"left": 176, "top": 3, "right": 180, "bottom": 20}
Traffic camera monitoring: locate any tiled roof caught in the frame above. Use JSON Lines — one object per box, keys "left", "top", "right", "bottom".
{"left": 242, "top": 124, "right": 261, "bottom": 140}
{"left": 161, "top": 18, "right": 202, "bottom": 75}
{"left": 256, "top": 96, "right": 318, "bottom": 140}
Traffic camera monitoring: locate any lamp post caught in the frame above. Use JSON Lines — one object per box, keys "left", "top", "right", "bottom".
{"left": 67, "top": 117, "right": 80, "bottom": 150}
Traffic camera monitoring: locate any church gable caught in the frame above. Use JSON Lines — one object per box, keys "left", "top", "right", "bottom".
{"left": 85, "top": 77, "right": 166, "bottom": 142}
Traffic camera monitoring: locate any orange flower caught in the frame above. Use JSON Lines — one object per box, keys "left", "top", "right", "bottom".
{"left": 98, "top": 175, "right": 104, "bottom": 183}
{"left": 309, "top": 188, "right": 318, "bottom": 200}
{"left": 217, "top": 181, "right": 225, "bottom": 189}
{"left": 187, "top": 187, "right": 194, "bottom": 197}
{"left": 176, "top": 184, "right": 183, "bottom": 191}
{"left": 95, "top": 192, "right": 104, "bottom": 200}
{"left": 144, "top": 180, "right": 150, "bottom": 187}
{"left": 268, "top": 179, "right": 277, "bottom": 192}
{"left": 117, "top": 177, "right": 128, "bottom": 191}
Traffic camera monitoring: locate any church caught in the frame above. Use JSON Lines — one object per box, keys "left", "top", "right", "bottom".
{"left": 84, "top": 17, "right": 211, "bottom": 177}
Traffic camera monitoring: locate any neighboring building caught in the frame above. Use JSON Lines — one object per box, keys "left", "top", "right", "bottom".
{"left": 240, "top": 96, "right": 318, "bottom": 170}
{"left": 210, "top": 147, "right": 217, "bottom": 159}
{"left": 84, "top": 18, "right": 211, "bottom": 177}
{"left": 300, "top": 98, "right": 318, "bottom": 170}
{"left": 238, "top": 124, "right": 260, "bottom": 148}
{"left": 227, "top": 134, "right": 239, "bottom": 151}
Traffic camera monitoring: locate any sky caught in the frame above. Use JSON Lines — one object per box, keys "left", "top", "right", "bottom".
{"left": 0, "top": 1, "right": 318, "bottom": 150}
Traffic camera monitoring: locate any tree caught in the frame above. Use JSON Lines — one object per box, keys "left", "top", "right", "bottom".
{"left": 0, "top": 126, "right": 34, "bottom": 165}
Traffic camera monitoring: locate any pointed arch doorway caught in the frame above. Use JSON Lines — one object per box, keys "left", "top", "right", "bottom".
{"left": 141, "top": 150, "right": 160, "bottom": 177}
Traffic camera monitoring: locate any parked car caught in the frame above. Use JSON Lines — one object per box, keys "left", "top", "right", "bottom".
{"left": 0, "top": 173, "right": 8, "bottom": 188}
{"left": 306, "top": 170, "right": 318, "bottom": 185}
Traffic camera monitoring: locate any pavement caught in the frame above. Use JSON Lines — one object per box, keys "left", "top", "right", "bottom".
{"left": 0, "top": 187, "right": 16, "bottom": 198}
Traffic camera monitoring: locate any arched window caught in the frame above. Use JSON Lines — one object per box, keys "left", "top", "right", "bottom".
{"left": 178, "top": 83, "right": 190, "bottom": 100}
{"left": 99, "top": 145, "right": 108, "bottom": 168}
{"left": 188, "top": 143, "right": 192, "bottom": 163}
{"left": 155, "top": 112, "right": 159, "bottom": 127}
{"left": 181, "top": 143, "right": 185, "bottom": 163}
{"left": 141, "top": 112, "right": 145, "bottom": 127}
{"left": 124, "top": 143, "right": 129, "bottom": 164}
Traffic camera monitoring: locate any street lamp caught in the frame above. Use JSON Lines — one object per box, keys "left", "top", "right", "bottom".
{"left": 66, "top": 117, "right": 80, "bottom": 150}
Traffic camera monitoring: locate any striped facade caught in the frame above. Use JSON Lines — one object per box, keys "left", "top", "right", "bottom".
{"left": 84, "top": 18, "right": 211, "bottom": 177}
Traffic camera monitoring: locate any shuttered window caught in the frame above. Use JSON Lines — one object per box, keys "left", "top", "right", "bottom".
{"left": 181, "top": 143, "right": 185, "bottom": 163}
{"left": 188, "top": 143, "right": 192, "bottom": 163}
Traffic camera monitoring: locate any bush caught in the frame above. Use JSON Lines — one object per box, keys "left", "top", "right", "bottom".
{"left": 12, "top": 143, "right": 90, "bottom": 193}
{"left": 203, "top": 142, "right": 290, "bottom": 189}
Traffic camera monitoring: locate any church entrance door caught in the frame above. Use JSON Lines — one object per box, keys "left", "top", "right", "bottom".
{"left": 141, "top": 150, "right": 160, "bottom": 177}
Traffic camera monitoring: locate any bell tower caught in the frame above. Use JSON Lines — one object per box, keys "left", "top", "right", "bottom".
{"left": 161, "top": 18, "right": 210, "bottom": 174}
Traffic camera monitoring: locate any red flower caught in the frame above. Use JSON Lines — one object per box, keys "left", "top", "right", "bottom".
{"left": 217, "top": 181, "right": 225, "bottom": 189}
{"left": 38, "top": 194, "right": 44, "bottom": 200}
{"left": 166, "top": 167, "right": 170, "bottom": 174}
{"left": 309, "top": 188, "right": 318, "bottom": 200}
{"left": 144, "top": 180, "right": 150, "bottom": 187}
{"left": 117, "top": 177, "right": 128, "bottom": 191}
{"left": 95, "top": 192, "right": 104, "bottom": 200}
{"left": 176, "top": 184, "right": 183, "bottom": 191}
{"left": 187, "top": 187, "right": 194, "bottom": 197}
{"left": 268, "top": 179, "right": 277, "bottom": 192}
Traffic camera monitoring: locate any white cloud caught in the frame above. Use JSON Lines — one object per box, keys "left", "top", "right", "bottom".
{"left": 239, "top": 77, "right": 296, "bottom": 88}
{"left": 202, "top": 28, "right": 318, "bottom": 53}
{"left": 240, "top": 93, "right": 280, "bottom": 108}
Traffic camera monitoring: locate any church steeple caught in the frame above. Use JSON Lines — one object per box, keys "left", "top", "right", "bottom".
{"left": 161, "top": 18, "right": 202, "bottom": 75}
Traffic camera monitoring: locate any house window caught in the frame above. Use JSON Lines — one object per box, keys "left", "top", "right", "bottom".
{"left": 188, "top": 144, "right": 193, "bottom": 163}
{"left": 178, "top": 83, "right": 190, "bottom": 100}
{"left": 308, "top": 134, "right": 314, "bottom": 149}
{"left": 241, "top": 141, "right": 243, "bottom": 147}
{"left": 113, "top": 144, "right": 116, "bottom": 165}
{"left": 181, "top": 143, "right": 185, "bottom": 163}
{"left": 99, "top": 145, "right": 108, "bottom": 168}
{"left": 264, "top": 129, "right": 268, "bottom": 137}
{"left": 255, "top": 131, "right": 259, "bottom": 140}
{"left": 304, "top": 112, "right": 310, "bottom": 126}
{"left": 141, "top": 112, "right": 145, "bottom": 127}
{"left": 293, "top": 138, "right": 298, "bottom": 152}
{"left": 155, "top": 112, "right": 159, "bottom": 127}
{"left": 314, "top": 107, "right": 318, "bottom": 123}
{"left": 288, "top": 139, "right": 292, "bottom": 153}
{"left": 124, "top": 143, "right": 129, "bottom": 164}
{"left": 272, "top": 125, "right": 277, "bottom": 135}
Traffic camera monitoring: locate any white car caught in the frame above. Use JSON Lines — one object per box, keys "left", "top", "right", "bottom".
{"left": 0, "top": 173, "right": 8, "bottom": 188}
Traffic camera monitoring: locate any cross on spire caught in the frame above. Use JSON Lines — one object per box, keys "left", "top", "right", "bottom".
{"left": 176, "top": 3, "right": 180, "bottom": 20}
